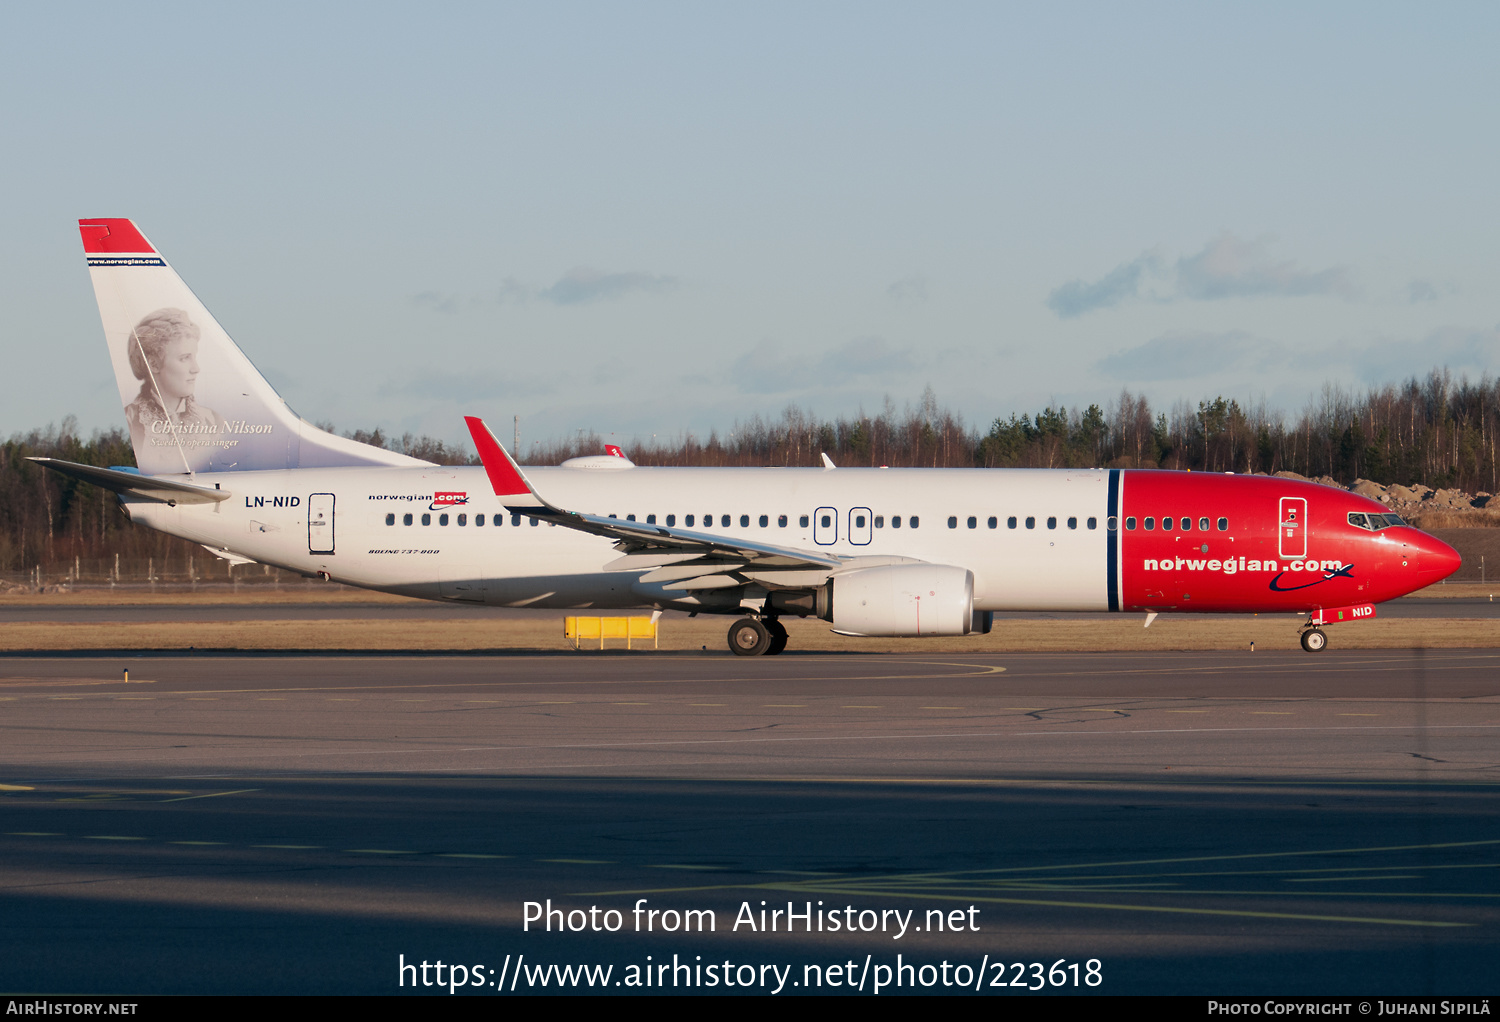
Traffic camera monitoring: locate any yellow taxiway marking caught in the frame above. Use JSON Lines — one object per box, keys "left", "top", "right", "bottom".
{"left": 612, "top": 702, "right": 650, "bottom": 705}
{"left": 651, "top": 864, "right": 721, "bottom": 871}
{"left": 0, "top": 784, "right": 35, "bottom": 791}
{"left": 1253, "top": 712, "right": 1294, "bottom": 715}
{"left": 1285, "top": 876, "right": 1420, "bottom": 883}
{"left": 6, "top": 831, "right": 62, "bottom": 836}
{"left": 574, "top": 879, "right": 1469, "bottom": 928}
{"left": 438, "top": 853, "right": 511, "bottom": 859}
{"left": 886, "top": 838, "right": 1500, "bottom": 879}
{"left": 690, "top": 703, "right": 727, "bottom": 706}
{"left": 159, "top": 789, "right": 259, "bottom": 803}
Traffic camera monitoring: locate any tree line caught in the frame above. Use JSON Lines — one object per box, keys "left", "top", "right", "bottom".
{"left": 2, "top": 368, "right": 1496, "bottom": 577}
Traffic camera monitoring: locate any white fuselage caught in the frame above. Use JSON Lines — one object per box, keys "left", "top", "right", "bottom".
{"left": 128, "top": 464, "right": 1113, "bottom": 612}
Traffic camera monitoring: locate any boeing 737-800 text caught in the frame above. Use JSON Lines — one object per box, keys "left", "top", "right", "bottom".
{"left": 34, "top": 219, "right": 1462, "bottom": 655}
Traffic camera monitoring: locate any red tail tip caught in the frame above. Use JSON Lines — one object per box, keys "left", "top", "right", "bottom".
{"left": 78, "top": 219, "right": 155, "bottom": 254}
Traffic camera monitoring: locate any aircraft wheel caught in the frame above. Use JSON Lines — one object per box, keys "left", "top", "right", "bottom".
{"left": 765, "top": 619, "right": 788, "bottom": 656}
{"left": 1300, "top": 628, "right": 1328, "bottom": 653}
{"left": 728, "top": 617, "right": 771, "bottom": 656}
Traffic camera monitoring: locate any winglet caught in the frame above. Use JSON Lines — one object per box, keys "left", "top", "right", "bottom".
{"left": 821, "top": 452, "right": 836, "bottom": 470}
{"left": 464, "top": 416, "right": 545, "bottom": 509}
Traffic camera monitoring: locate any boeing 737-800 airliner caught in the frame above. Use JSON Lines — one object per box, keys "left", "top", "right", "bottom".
{"left": 34, "top": 219, "right": 1461, "bottom": 655}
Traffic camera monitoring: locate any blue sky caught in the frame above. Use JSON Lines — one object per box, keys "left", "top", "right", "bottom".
{"left": 4, "top": 3, "right": 1497, "bottom": 452}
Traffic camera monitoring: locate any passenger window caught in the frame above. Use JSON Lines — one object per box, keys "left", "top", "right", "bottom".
{"left": 967, "top": 516, "right": 977, "bottom": 529}
{"left": 820, "top": 514, "right": 832, "bottom": 528}
{"left": 608, "top": 514, "right": 617, "bottom": 519}
{"left": 422, "top": 513, "right": 432, "bottom": 526}
{"left": 1126, "top": 517, "right": 1136, "bottom": 530}
{"left": 779, "top": 515, "right": 788, "bottom": 527}
{"left": 855, "top": 515, "right": 866, "bottom": 528}
{"left": 512, "top": 514, "right": 521, "bottom": 526}
{"left": 892, "top": 516, "right": 901, "bottom": 529}
{"left": 1106, "top": 516, "right": 1117, "bottom": 531}
{"left": 721, "top": 515, "right": 731, "bottom": 528}
{"left": 988, "top": 516, "right": 997, "bottom": 529}
{"left": 1007, "top": 516, "right": 1017, "bottom": 529}
{"left": 1161, "top": 517, "right": 1172, "bottom": 530}
{"left": 910, "top": 516, "right": 919, "bottom": 528}
{"left": 873, "top": 516, "right": 883, "bottom": 528}
{"left": 476, "top": 514, "right": 485, "bottom": 526}
{"left": 403, "top": 513, "right": 413, "bottom": 526}
{"left": 1181, "top": 518, "right": 1192, "bottom": 531}
{"left": 685, "top": 515, "right": 694, "bottom": 527}
{"left": 948, "top": 516, "right": 958, "bottom": 529}
{"left": 1047, "top": 516, "right": 1057, "bottom": 529}
{"left": 438, "top": 513, "right": 448, "bottom": 526}
{"left": 740, "top": 515, "right": 749, "bottom": 528}
{"left": 1217, "top": 517, "right": 1228, "bottom": 531}
{"left": 760, "top": 515, "right": 769, "bottom": 527}
{"left": 457, "top": 513, "right": 467, "bottom": 526}
{"left": 1198, "top": 517, "right": 1210, "bottom": 531}
{"left": 647, "top": 514, "right": 656, "bottom": 525}
{"left": 1025, "top": 516, "right": 1035, "bottom": 530}
{"left": 666, "top": 514, "right": 676, "bottom": 527}
{"left": 627, "top": 514, "right": 636, "bottom": 522}
{"left": 1144, "top": 517, "right": 1154, "bottom": 531}
{"left": 529, "top": 517, "right": 538, "bottom": 526}
{"left": 800, "top": 515, "right": 810, "bottom": 528}
{"left": 1067, "top": 517, "right": 1077, "bottom": 530}
{"left": 1087, "top": 517, "right": 1097, "bottom": 530}
{"left": 385, "top": 513, "right": 395, "bottom": 526}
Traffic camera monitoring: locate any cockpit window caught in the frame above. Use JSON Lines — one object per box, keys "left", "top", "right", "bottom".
{"left": 1349, "top": 511, "right": 1407, "bottom": 531}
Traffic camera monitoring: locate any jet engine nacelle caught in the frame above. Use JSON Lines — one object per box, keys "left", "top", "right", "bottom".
{"left": 824, "top": 564, "right": 975, "bottom": 637}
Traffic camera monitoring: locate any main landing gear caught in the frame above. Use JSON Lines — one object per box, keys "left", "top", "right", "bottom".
{"left": 728, "top": 616, "right": 788, "bottom": 656}
{"left": 1299, "top": 627, "right": 1328, "bottom": 653}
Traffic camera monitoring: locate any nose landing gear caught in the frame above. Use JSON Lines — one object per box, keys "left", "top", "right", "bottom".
{"left": 728, "top": 616, "right": 789, "bottom": 656}
{"left": 1299, "top": 627, "right": 1328, "bottom": 652}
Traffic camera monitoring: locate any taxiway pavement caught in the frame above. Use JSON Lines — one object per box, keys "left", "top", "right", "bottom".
{"left": 0, "top": 650, "right": 1496, "bottom": 995}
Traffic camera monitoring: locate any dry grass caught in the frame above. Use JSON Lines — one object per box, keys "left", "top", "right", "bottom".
{"left": 0, "top": 614, "right": 1494, "bottom": 654}
{"left": 1409, "top": 510, "right": 1500, "bottom": 529}
{"left": 0, "top": 586, "right": 417, "bottom": 607}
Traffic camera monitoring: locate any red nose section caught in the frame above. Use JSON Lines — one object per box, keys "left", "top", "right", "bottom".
{"left": 1411, "top": 531, "right": 1462, "bottom": 583}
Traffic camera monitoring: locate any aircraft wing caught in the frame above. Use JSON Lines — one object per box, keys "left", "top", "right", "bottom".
{"left": 464, "top": 417, "right": 842, "bottom": 572}
{"left": 28, "top": 458, "right": 232, "bottom": 505}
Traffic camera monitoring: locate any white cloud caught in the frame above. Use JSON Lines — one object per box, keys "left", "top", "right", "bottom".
{"left": 1048, "top": 234, "right": 1353, "bottom": 317}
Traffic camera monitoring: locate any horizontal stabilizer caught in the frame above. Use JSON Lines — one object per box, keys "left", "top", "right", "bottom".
{"left": 28, "top": 458, "right": 231, "bottom": 505}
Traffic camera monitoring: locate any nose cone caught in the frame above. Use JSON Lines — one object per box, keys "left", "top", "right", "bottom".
{"left": 1409, "top": 530, "right": 1462, "bottom": 584}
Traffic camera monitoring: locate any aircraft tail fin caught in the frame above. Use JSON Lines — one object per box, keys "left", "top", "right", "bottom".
{"left": 78, "top": 218, "right": 428, "bottom": 475}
